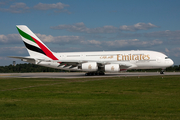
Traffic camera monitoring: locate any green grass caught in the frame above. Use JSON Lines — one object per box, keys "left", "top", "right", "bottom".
{"left": 0, "top": 76, "right": 180, "bottom": 120}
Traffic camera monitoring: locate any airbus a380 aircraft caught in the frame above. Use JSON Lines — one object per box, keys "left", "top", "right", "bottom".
{"left": 10, "top": 25, "right": 174, "bottom": 75}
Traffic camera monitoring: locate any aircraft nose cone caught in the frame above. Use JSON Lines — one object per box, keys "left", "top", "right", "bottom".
{"left": 170, "top": 59, "right": 174, "bottom": 66}
{"left": 165, "top": 58, "right": 174, "bottom": 67}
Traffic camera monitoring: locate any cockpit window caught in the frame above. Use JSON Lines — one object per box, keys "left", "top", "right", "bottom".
{"left": 165, "top": 57, "right": 169, "bottom": 59}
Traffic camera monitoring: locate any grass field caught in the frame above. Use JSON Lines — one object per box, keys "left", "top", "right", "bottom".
{"left": 0, "top": 76, "right": 180, "bottom": 120}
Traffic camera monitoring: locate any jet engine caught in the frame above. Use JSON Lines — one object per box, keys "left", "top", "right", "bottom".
{"left": 81, "top": 62, "right": 98, "bottom": 71}
{"left": 105, "top": 64, "right": 120, "bottom": 72}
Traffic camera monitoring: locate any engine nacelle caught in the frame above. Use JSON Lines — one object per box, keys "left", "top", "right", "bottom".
{"left": 81, "top": 62, "right": 98, "bottom": 71}
{"left": 105, "top": 64, "right": 120, "bottom": 72}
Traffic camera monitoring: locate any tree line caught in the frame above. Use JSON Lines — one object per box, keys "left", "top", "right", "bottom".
{"left": 0, "top": 63, "right": 64, "bottom": 73}
{"left": 0, "top": 63, "right": 179, "bottom": 73}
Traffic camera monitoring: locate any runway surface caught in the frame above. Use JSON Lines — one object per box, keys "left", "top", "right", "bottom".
{"left": 0, "top": 72, "right": 180, "bottom": 78}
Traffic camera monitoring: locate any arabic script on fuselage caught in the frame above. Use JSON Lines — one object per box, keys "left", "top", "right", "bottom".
{"left": 100, "top": 55, "right": 113, "bottom": 59}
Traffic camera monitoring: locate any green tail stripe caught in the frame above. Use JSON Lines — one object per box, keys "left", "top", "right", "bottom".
{"left": 16, "top": 27, "right": 36, "bottom": 43}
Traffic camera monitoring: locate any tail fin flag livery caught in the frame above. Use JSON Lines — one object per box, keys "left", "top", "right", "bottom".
{"left": 16, "top": 25, "right": 58, "bottom": 60}
{"left": 9, "top": 25, "right": 174, "bottom": 75}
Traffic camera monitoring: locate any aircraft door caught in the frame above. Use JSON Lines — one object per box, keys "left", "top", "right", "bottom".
{"left": 81, "top": 54, "right": 85, "bottom": 60}
{"left": 62, "top": 54, "right": 66, "bottom": 59}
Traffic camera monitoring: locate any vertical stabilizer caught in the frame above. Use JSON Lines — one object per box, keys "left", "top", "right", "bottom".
{"left": 16, "top": 25, "right": 58, "bottom": 60}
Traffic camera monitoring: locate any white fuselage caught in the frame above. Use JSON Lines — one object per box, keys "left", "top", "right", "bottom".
{"left": 13, "top": 25, "right": 174, "bottom": 73}
{"left": 38, "top": 50, "right": 174, "bottom": 71}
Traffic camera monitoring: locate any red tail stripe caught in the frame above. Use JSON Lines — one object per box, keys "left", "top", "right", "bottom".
{"left": 31, "top": 36, "right": 58, "bottom": 60}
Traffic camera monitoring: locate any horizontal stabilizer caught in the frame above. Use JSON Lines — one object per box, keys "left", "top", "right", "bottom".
{"left": 9, "top": 56, "right": 36, "bottom": 64}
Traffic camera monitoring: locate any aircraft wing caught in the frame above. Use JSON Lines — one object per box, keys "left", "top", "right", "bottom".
{"left": 9, "top": 56, "right": 37, "bottom": 64}
{"left": 9, "top": 56, "right": 36, "bottom": 61}
{"left": 47, "top": 59, "right": 134, "bottom": 69}
{"left": 9, "top": 56, "right": 135, "bottom": 69}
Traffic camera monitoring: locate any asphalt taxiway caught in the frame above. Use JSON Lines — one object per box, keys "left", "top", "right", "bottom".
{"left": 0, "top": 72, "right": 180, "bottom": 78}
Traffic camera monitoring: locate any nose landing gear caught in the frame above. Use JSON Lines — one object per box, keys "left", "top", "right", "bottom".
{"left": 160, "top": 71, "right": 164, "bottom": 74}
{"left": 160, "top": 69, "right": 164, "bottom": 74}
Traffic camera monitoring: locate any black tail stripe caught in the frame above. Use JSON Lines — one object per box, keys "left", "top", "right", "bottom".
{"left": 23, "top": 41, "right": 46, "bottom": 56}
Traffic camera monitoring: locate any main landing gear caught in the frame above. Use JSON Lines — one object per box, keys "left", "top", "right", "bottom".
{"left": 160, "top": 69, "right": 164, "bottom": 74}
{"left": 85, "top": 72, "right": 105, "bottom": 76}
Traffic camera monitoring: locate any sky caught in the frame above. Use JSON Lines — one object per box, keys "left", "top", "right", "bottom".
{"left": 0, "top": 0, "right": 180, "bottom": 66}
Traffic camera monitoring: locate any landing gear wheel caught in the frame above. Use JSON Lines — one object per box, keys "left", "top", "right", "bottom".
{"left": 85, "top": 72, "right": 105, "bottom": 76}
{"left": 160, "top": 70, "right": 164, "bottom": 74}
{"left": 99, "top": 72, "right": 105, "bottom": 75}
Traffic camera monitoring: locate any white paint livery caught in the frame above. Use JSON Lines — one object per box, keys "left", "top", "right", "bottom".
{"left": 10, "top": 25, "right": 174, "bottom": 75}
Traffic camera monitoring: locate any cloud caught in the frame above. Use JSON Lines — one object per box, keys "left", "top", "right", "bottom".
{"left": 0, "top": 46, "right": 26, "bottom": 55}
{"left": 119, "top": 23, "right": 158, "bottom": 31}
{"left": 34, "top": 33, "right": 164, "bottom": 49}
{"left": 0, "top": 33, "right": 83, "bottom": 45}
{"left": 34, "top": 2, "right": 69, "bottom": 10}
{"left": 114, "top": 30, "right": 180, "bottom": 45}
{"left": 51, "top": 22, "right": 118, "bottom": 33}
{"left": 80, "top": 40, "right": 101, "bottom": 46}
{"left": 0, "top": 2, "right": 29, "bottom": 13}
{"left": 0, "top": 0, "right": 14, "bottom": 6}
{"left": 36, "top": 33, "right": 83, "bottom": 45}
{"left": 144, "top": 30, "right": 180, "bottom": 40}
{"left": 86, "top": 40, "right": 101, "bottom": 45}
{"left": 36, "top": 33, "right": 163, "bottom": 48}
{"left": 173, "top": 49, "right": 180, "bottom": 57}
{"left": 51, "top": 22, "right": 158, "bottom": 33}
{"left": 0, "top": 2, "right": 5, "bottom": 5}
{"left": 162, "top": 47, "right": 180, "bottom": 59}
{"left": 33, "top": 33, "right": 163, "bottom": 49}
{"left": 0, "top": 2, "right": 70, "bottom": 14}
{"left": 104, "top": 39, "right": 163, "bottom": 48}
{"left": 0, "top": 57, "right": 9, "bottom": 60}
{"left": 0, "top": 34, "right": 21, "bottom": 43}
{"left": 170, "top": 47, "right": 180, "bottom": 57}
{"left": 51, "top": 22, "right": 88, "bottom": 32}
{"left": 34, "top": 2, "right": 70, "bottom": 13}
{"left": 165, "top": 48, "right": 170, "bottom": 53}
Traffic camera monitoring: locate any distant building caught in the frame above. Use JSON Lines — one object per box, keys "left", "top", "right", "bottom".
{"left": 13, "top": 61, "right": 16, "bottom": 66}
